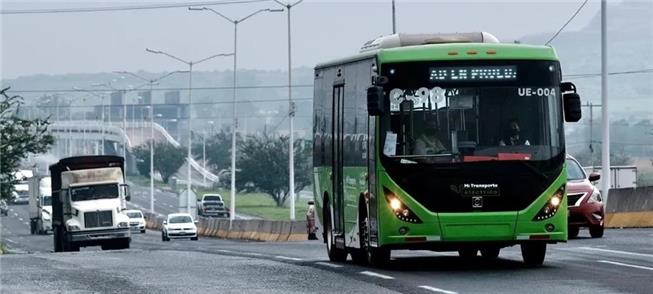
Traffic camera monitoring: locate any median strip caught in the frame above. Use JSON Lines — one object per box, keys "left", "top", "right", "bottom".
{"left": 597, "top": 260, "right": 653, "bottom": 271}
{"left": 275, "top": 255, "right": 303, "bottom": 261}
{"left": 360, "top": 271, "right": 394, "bottom": 280}
{"left": 314, "top": 261, "right": 343, "bottom": 268}
{"left": 418, "top": 285, "right": 458, "bottom": 294}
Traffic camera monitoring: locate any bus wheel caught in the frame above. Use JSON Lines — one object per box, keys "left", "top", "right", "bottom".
{"left": 480, "top": 247, "right": 500, "bottom": 259}
{"left": 458, "top": 249, "right": 478, "bottom": 258}
{"left": 521, "top": 242, "right": 546, "bottom": 266}
{"left": 325, "top": 206, "right": 347, "bottom": 262}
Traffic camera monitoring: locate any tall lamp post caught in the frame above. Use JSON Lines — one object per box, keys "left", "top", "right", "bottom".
{"left": 145, "top": 48, "right": 233, "bottom": 214}
{"left": 189, "top": 5, "right": 283, "bottom": 222}
{"left": 113, "top": 70, "right": 188, "bottom": 216}
{"left": 273, "top": 0, "right": 303, "bottom": 220}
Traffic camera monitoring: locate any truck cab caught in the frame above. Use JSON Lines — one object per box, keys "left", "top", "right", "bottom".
{"left": 29, "top": 176, "right": 53, "bottom": 235}
{"left": 50, "top": 156, "right": 132, "bottom": 252}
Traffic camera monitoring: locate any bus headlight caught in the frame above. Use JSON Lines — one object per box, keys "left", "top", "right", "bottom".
{"left": 533, "top": 186, "right": 564, "bottom": 221}
{"left": 384, "top": 187, "right": 422, "bottom": 224}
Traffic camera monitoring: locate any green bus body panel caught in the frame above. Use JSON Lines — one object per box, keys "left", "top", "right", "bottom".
{"left": 377, "top": 167, "right": 568, "bottom": 245}
{"left": 313, "top": 43, "right": 567, "bottom": 250}
{"left": 377, "top": 43, "right": 559, "bottom": 64}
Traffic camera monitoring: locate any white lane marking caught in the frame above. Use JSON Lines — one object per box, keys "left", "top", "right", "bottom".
{"left": 18, "top": 218, "right": 23, "bottom": 222}
{"left": 9, "top": 208, "right": 14, "bottom": 212}
{"left": 598, "top": 260, "right": 653, "bottom": 271}
{"left": 360, "top": 271, "right": 394, "bottom": 280}
{"left": 5, "top": 238, "right": 17, "bottom": 244}
{"left": 24, "top": 222, "right": 29, "bottom": 225}
{"left": 13, "top": 213, "right": 18, "bottom": 217}
{"left": 418, "top": 286, "right": 458, "bottom": 294}
{"left": 315, "top": 261, "right": 343, "bottom": 268}
{"left": 575, "top": 246, "right": 653, "bottom": 259}
{"left": 168, "top": 204, "right": 174, "bottom": 208}
{"left": 240, "top": 252, "right": 263, "bottom": 257}
{"left": 217, "top": 249, "right": 235, "bottom": 253}
{"left": 275, "top": 255, "right": 303, "bottom": 261}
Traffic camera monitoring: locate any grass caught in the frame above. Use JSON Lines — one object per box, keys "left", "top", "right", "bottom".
{"left": 127, "top": 176, "right": 311, "bottom": 220}
{"left": 0, "top": 242, "right": 8, "bottom": 255}
{"left": 195, "top": 187, "right": 310, "bottom": 221}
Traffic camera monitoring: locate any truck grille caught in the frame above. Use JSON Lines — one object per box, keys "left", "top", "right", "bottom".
{"left": 84, "top": 211, "right": 113, "bottom": 228}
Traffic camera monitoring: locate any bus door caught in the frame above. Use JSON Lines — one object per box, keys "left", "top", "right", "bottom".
{"left": 331, "top": 81, "right": 345, "bottom": 239}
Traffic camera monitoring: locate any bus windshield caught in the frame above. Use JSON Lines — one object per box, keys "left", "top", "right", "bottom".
{"left": 380, "top": 60, "right": 563, "bottom": 164}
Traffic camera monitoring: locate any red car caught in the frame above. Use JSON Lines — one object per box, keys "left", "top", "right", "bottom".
{"left": 566, "top": 155, "right": 605, "bottom": 238}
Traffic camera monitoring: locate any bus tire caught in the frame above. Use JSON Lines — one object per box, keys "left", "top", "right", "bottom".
{"left": 324, "top": 205, "right": 347, "bottom": 263}
{"left": 458, "top": 249, "right": 478, "bottom": 258}
{"left": 521, "top": 242, "right": 546, "bottom": 266}
{"left": 480, "top": 247, "right": 500, "bottom": 259}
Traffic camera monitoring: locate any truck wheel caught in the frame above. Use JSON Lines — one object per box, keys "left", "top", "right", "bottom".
{"left": 191, "top": 236, "right": 198, "bottom": 241}
{"left": 589, "top": 225, "right": 604, "bottom": 238}
{"left": 30, "top": 220, "right": 36, "bottom": 235}
{"left": 521, "top": 242, "right": 546, "bottom": 266}
{"left": 54, "top": 227, "right": 64, "bottom": 252}
{"left": 117, "top": 238, "right": 130, "bottom": 249}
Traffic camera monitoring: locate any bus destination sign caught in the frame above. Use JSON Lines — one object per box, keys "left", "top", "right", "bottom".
{"left": 429, "top": 65, "right": 517, "bottom": 82}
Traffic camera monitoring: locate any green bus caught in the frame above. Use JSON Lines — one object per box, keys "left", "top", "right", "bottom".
{"left": 312, "top": 32, "right": 582, "bottom": 266}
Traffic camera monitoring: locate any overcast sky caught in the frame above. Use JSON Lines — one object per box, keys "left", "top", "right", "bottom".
{"left": 1, "top": 0, "right": 607, "bottom": 79}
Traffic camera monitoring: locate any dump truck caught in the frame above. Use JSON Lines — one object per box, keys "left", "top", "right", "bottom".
{"left": 50, "top": 156, "right": 132, "bottom": 252}
{"left": 29, "top": 175, "right": 52, "bottom": 235}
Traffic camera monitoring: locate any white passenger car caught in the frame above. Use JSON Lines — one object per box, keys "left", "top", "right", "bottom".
{"left": 124, "top": 209, "right": 146, "bottom": 233}
{"left": 161, "top": 213, "right": 198, "bottom": 241}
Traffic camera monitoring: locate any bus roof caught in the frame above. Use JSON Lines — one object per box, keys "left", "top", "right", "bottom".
{"left": 315, "top": 42, "right": 558, "bottom": 69}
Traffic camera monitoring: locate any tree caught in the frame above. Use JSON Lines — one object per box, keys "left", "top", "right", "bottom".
{"left": 237, "top": 134, "right": 311, "bottom": 207}
{"left": 133, "top": 141, "right": 185, "bottom": 184}
{"left": 154, "top": 142, "right": 186, "bottom": 184}
{"left": 0, "top": 88, "right": 54, "bottom": 200}
{"left": 192, "top": 130, "right": 240, "bottom": 176}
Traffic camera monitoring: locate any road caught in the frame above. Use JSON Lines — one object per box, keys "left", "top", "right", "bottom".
{"left": 2, "top": 202, "right": 652, "bottom": 293}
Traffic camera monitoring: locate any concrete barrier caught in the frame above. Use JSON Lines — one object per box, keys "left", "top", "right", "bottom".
{"left": 147, "top": 213, "right": 312, "bottom": 242}
{"left": 605, "top": 186, "right": 653, "bottom": 228}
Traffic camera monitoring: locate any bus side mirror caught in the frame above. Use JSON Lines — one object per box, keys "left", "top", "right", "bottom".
{"left": 561, "top": 82, "right": 581, "bottom": 122}
{"left": 367, "top": 86, "right": 385, "bottom": 116}
{"left": 588, "top": 172, "right": 600, "bottom": 182}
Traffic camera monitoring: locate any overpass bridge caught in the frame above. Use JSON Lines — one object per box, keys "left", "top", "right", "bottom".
{"left": 47, "top": 121, "right": 219, "bottom": 187}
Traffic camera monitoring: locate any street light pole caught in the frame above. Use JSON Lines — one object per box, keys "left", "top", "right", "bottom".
{"left": 189, "top": 6, "right": 283, "bottom": 222}
{"left": 274, "top": 0, "right": 303, "bottom": 220}
{"left": 600, "top": 0, "right": 611, "bottom": 206}
{"left": 146, "top": 48, "right": 233, "bottom": 215}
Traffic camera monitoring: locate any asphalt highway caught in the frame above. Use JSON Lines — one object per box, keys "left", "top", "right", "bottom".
{"left": 2, "top": 201, "right": 652, "bottom": 293}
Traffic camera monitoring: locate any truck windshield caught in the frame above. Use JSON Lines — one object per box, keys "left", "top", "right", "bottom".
{"left": 42, "top": 196, "right": 52, "bottom": 206}
{"left": 380, "top": 60, "right": 563, "bottom": 164}
{"left": 70, "top": 184, "right": 119, "bottom": 202}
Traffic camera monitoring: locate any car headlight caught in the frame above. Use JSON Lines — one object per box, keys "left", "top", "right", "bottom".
{"left": 118, "top": 222, "right": 129, "bottom": 228}
{"left": 588, "top": 190, "right": 602, "bottom": 204}
{"left": 533, "top": 185, "right": 565, "bottom": 221}
{"left": 384, "top": 187, "right": 422, "bottom": 224}
{"left": 68, "top": 225, "right": 81, "bottom": 231}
